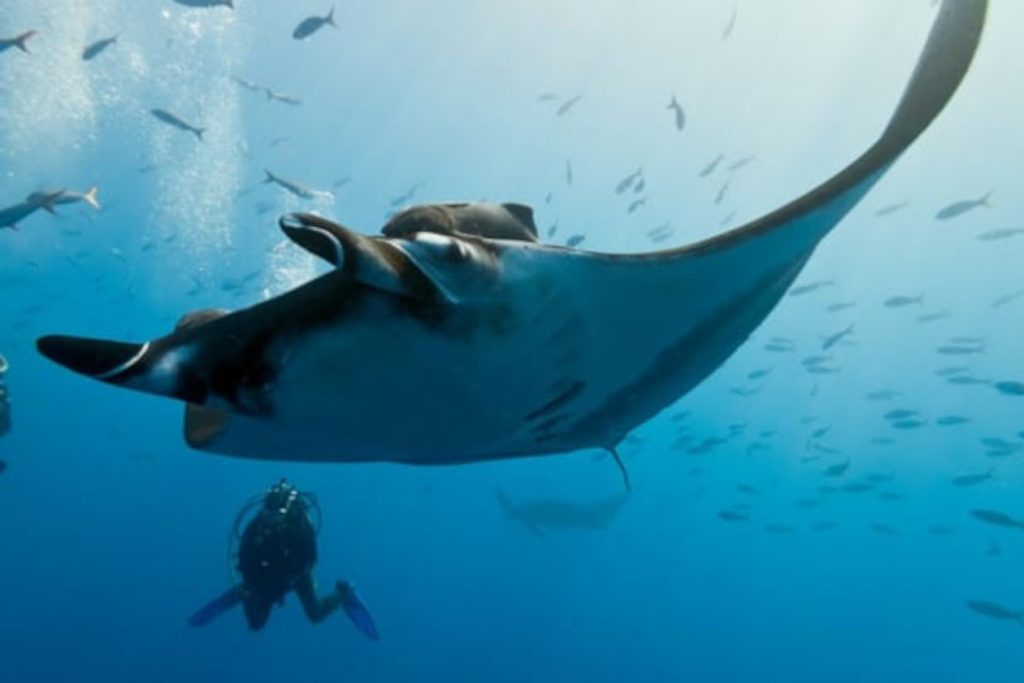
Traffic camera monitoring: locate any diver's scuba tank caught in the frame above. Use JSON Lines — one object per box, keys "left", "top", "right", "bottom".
{"left": 226, "top": 479, "right": 322, "bottom": 589}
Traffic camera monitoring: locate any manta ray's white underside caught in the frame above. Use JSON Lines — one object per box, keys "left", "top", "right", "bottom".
{"left": 37, "top": 0, "right": 987, "bottom": 466}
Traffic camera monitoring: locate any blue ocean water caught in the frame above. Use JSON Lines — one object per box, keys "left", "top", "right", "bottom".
{"left": 1, "top": 1, "right": 1022, "bottom": 681}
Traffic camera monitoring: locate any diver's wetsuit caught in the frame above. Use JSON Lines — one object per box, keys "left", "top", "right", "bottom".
{"left": 236, "top": 484, "right": 345, "bottom": 630}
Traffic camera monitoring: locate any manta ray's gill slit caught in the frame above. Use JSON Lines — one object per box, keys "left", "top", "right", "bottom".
{"left": 523, "top": 380, "right": 586, "bottom": 422}
{"left": 570, "top": 254, "right": 814, "bottom": 446}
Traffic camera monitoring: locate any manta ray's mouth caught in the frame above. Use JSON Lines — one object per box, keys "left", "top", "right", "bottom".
{"left": 37, "top": 335, "right": 148, "bottom": 379}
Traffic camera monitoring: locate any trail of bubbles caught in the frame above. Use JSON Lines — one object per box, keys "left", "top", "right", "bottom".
{"left": 144, "top": 6, "right": 250, "bottom": 296}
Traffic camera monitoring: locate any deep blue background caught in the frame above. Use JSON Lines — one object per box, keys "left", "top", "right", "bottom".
{"left": 1, "top": 2, "right": 1022, "bottom": 681}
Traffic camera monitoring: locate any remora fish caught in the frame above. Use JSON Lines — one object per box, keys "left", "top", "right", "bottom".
{"left": 36, "top": 2, "right": 987, "bottom": 467}
{"left": 496, "top": 489, "right": 629, "bottom": 535}
{"left": 293, "top": 7, "right": 336, "bottom": 40}
{"left": 151, "top": 108, "right": 204, "bottom": 140}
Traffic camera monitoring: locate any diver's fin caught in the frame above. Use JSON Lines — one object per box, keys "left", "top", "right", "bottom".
{"left": 184, "top": 403, "right": 229, "bottom": 448}
{"left": 338, "top": 581, "right": 379, "bottom": 641}
{"left": 188, "top": 588, "right": 242, "bottom": 627}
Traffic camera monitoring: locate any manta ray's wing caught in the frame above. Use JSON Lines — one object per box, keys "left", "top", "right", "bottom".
{"left": 509, "top": 0, "right": 987, "bottom": 452}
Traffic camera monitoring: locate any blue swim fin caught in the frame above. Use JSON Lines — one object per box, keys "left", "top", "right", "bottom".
{"left": 338, "top": 581, "right": 379, "bottom": 641}
{"left": 188, "top": 588, "right": 242, "bottom": 627}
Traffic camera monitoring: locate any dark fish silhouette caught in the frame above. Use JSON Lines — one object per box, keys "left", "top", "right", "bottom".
{"left": 788, "top": 280, "right": 833, "bottom": 297}
{"left": 627, "top": 197, "right": 647, "bottom": 214}
{"left": 150, "top": 108, "right": 204, "bottom": 140}
{"left": 699, "top": 154, "right": 724, "bottom": 178}
{"left": 875, "top": 200, "right": 909, "bottom": 216}
{"left": 951, "top": 469, "right": 993, "bottom": 487}
{"left": 263, "top": 170, "right": 332, "bottom": 201}
{"left": 718, "top": 508, "right": 750, "bottom": 522}
{"left": 565, "top": 160, "right": 573, "bottom": 185}
{"left": 994, "top": 380, "right": 1024, "bottom": 397}
{"left": 231, "top": 76, "right": 261, "bottom": 92}
{"left": 265, "top": 88, "right": 302, "bottom": 106}
{"left": 714, "top": 181, "right": 729, "bottom": 205}
{"left": 826, "top": 301, "right": 857, "bottom": 312}
{"left": 536, "top": 93, "right": 559, "bottom": 103}
{"left": 936, "top": 344, "right": 983, "bottom": 355}
{"left": 82, "top": 35, "right": 117, "bottom": 61}
{"left": 821, "top": 324, "right": 853, "bottom": 351}
{"left": 823, "top": 460, "right": 850, "bottom": 478}
{"left": 936, "top": 415, "right": 971, "bottom": 426}
{"left": 935, "top": 191, "right": 991, "bottom": 220}
{"left": 977, "top": 227, "right": 1024, "bottom": 241}
{"left": 864, "top": 389, "right": 899, "bottom": 401}
{"left": 0, "top": 30, "right": 37, "bottom": 54}
{"left": 646, "top": 223, "right": 673, "bottom": 243}
{"left": 727, "top": 155, "right": 756, "bottom": 172}
{"left": 389, "top": 183, "right": 423, "bottom": 208}
{"left": 293, "top": 7, "right": 336, "bottom": 40}
{"left": 884, "top": 294, "right": 923, "bottom": 307}
{"left": 565, "top": 233, "right": 586, "bottom": 247}
{"left": 966, "top": 601, "right": 1024, "bottom": 624}
{"left": 556, "top": 94, "right": 582, "bottom": 117}
{"left": 722, "top": 3, "right": 738, "bottom": 40}
{"left": 992, "top": 288, "right": 1024, "bottom": 308}
{"left": 970, "top": 509, "right": 1024, "bottom": 530}
{"left": 916, "top": 310, "right": 949, "bottom": 323}
{"left": 667, "top": 96, "right": 685, "bottom": 131}
{"left": 615, "top": 168, "right": 643, "bottom": 194}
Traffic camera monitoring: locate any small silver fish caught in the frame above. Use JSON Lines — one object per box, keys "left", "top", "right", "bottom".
{"left": 699, "top": 154, "right": 724, "bottom": 178}
{"left": 151, "top": 108, "right": 204, "bottom": 140}
{"left": 666, "top": 95, "right": 685, "bottom": 131}
{"left": 82, "top": 35, "right": 117, "bottom": 61}
{"left": 293, "top": 7, "right": 336, "bottom": 40}
{"left": 935, "top": 190, "right": 991, "bottom": 220}
{"left": 875, "top": 200, "right": 909, "bottom": 217}
{"left": 556, "top": 94, "right": 582, "bottom": 117}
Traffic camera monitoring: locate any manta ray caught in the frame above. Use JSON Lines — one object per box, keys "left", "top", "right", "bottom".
{"left": 38, "top": 1, "right": 986, "bottom": 474}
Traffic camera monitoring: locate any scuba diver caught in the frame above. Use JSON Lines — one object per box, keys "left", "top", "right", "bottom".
{"left": 188, "top": 479, "right": 379, "bottom": 640}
